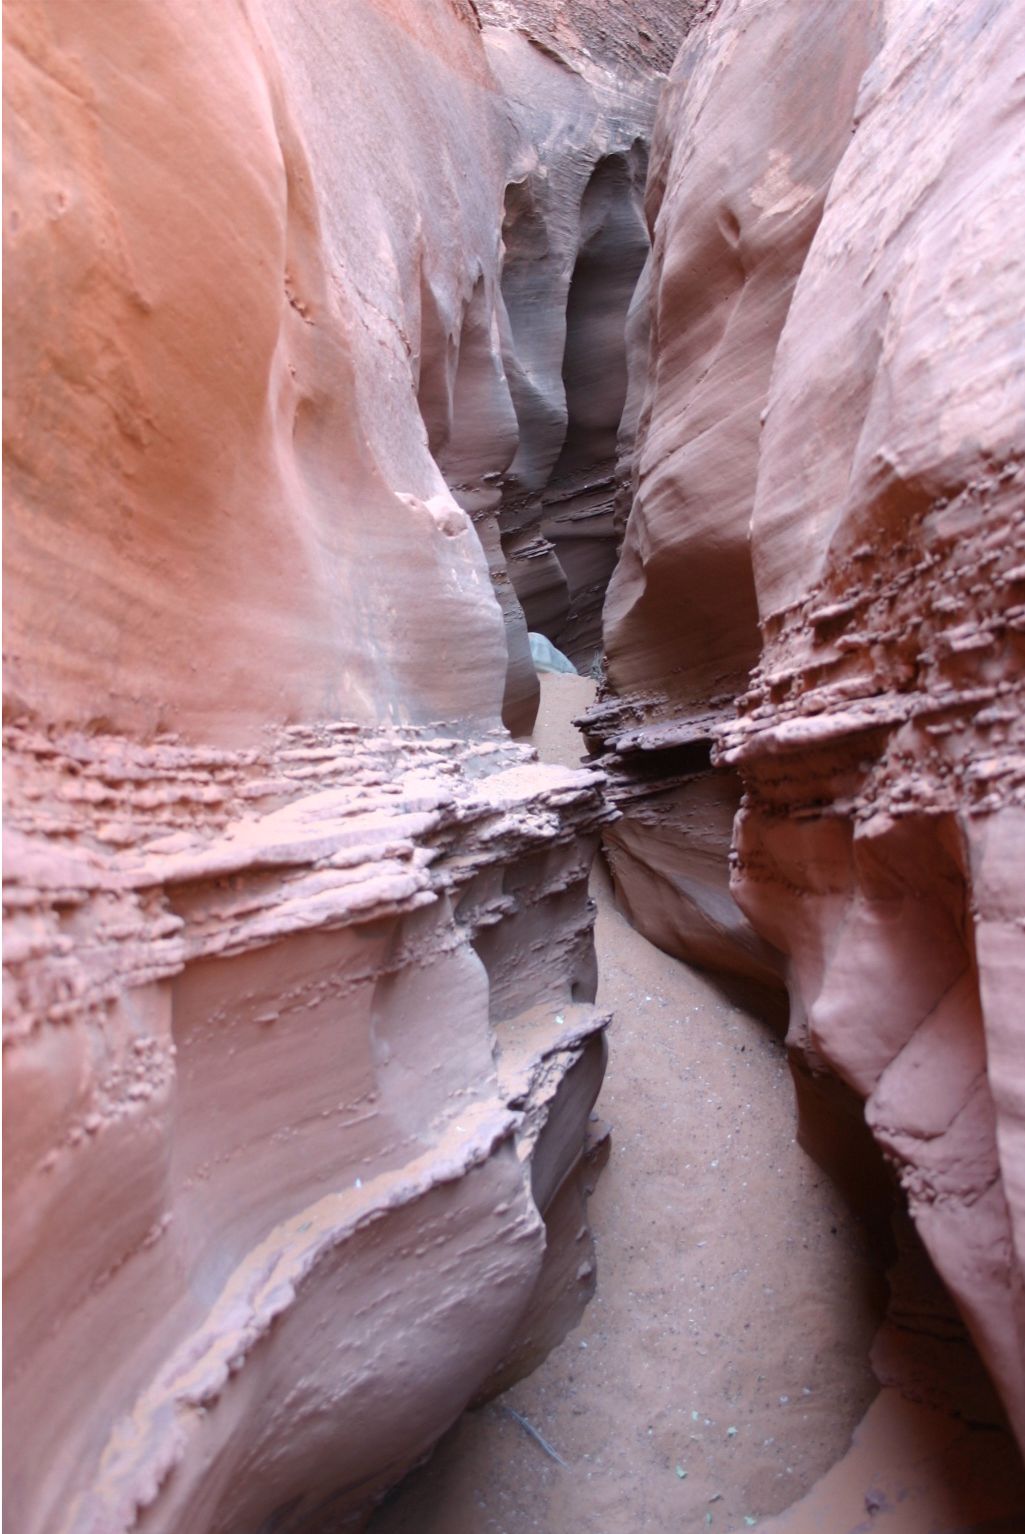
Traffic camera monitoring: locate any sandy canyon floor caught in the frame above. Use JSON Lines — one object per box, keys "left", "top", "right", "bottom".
{"left": 372, "top": 676, "right": 1025, "bottom": 1534}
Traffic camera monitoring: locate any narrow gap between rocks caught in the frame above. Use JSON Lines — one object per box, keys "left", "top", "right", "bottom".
{"left": 371, "top": 683, "right": 881, "bottom": 1533}
{"left": 372, "top": 679, "right": 1024, "bottom": 1534}
{"left": 7, "top": 6, "right": 1024, "bottom": 1533}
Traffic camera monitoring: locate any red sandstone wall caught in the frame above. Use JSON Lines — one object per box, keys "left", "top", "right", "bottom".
{"left": 587, "top": 0, "right": 880, "bottom": 986}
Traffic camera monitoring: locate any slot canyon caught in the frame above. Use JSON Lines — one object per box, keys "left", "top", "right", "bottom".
{"left": 3, "top": 0, "right": 1024, "bottom": 1530}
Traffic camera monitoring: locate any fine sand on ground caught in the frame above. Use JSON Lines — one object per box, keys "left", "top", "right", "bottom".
{"left": 372, "top": 675, "right": 1024, "bottom": 1533}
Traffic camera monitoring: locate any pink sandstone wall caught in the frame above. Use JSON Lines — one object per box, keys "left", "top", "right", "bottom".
{"left": 594, "top": 0, "right": 1025, "bottom": 1448}
{"left": 2, "top": 1, "right": 666, "bottom": 1527}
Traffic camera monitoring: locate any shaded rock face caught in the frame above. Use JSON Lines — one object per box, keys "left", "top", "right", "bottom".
{"left": 484, "top": 31, "right": 670, "bottom": 673}
{"left": 499, "top": 140, "right": 650, "bottom": 669}
{"left": 594, "top": 0, "right": 1025, "bottom": 1448}
{"left": 0, "top": 2, "right": 641, "bottom": 1529}
{"left": 478, "top": 0, "right": 698, "bottom": 675}
{"left": 413, "top": 13, "right": 689, "bottom": 721}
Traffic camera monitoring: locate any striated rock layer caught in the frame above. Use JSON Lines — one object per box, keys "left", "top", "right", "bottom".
{"left": 0, "top": 1, "right": 641, "bottom": 1529}
{"left": 3, "top": 722, "right": 610, "bottom": 1534}
{"left": 593, "top": 0, "right": 1025, "bottom": 1449}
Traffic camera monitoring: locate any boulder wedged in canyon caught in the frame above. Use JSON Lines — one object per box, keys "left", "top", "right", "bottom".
{"left": 2, "top": 2, "right": 621, "bottom": 1529}
{"left": 593, "top": 0, "right": 1025, "bottom": 1454}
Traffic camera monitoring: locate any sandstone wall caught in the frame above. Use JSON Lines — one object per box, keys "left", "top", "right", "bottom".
{"left": 594, "top": 0, "right": 1025, "bottom": 1446}
{"left": 484, "top": 55, "right": 639, "bottom": 671}
{"left": 587, "top": 0, "right": 880, "bottom": 987}
{"left": 1, "top": 3, "right": 632, "bottom": 1528}
{"left": 478, "top": 6, "right": 699, "bottom": 672}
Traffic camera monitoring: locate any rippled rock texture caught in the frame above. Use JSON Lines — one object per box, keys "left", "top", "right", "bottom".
{"left": 593, "top": 0, "right": 1025, "bottom": 1447}
{"left": 588, "top": 0, "right": 881, "bottom": 987}
{"left": 481, "top": 31, "right": 656, "bottom": 674}
{"left": 469, "top": 4, "right": 698, "bottom": 674}
{"left": 2, "top": 2, "right": 631, "bottom": 1528}
{"left": 412, "top": 5, "right": 691, "bottom": 716}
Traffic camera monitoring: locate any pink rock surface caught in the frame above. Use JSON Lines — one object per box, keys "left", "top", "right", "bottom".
{"left": 485, "top": 22, "right": 676, "bottom": 669}
{"left": 593, "top": 0, "right": 1025, "bottom": 1451}
{"left": 726, "top": 0, "right": 1025, "bottom": 1446}
{"left": 411, "top": 8, "right": 684, "bottom": 714}
{"left": 2, "top": 2, "right": 622, "bottom": 1528}
{"left": 8, "top": 0, "right": 1024, "bottom": 1525}
{"left": 3, "top": 0, "right": 508, "bottom": 743}
{"left": 587, "top": 0, "right": 880, "bottom": 987}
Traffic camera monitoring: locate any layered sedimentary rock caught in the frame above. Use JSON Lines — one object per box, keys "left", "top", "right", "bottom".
{"left": 725, "top": 0, "right": 1025, "bottom": 1446}
{"left": 2, "top": 2, "right": 620, "bottom": 1529}
{"left": 594, "top": 0, "right": 1025, "bottom": 1449}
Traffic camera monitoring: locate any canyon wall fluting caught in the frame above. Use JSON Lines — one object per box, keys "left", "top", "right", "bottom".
{"left": 477, "top": 3, "right": 695, "bottom": 673}
{"left": 1, "top": 2, "right": 683, "bottom": 1528}
{"left": 594, "top": 0, "right": 1025, "bottom": 1447}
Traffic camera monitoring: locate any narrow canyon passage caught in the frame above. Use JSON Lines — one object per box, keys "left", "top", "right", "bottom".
{"left": 5, "top": 3, "right": 1025, "bottom": 1532}
{"left": 372, "top": 678, "right": 878, "bottom": 1532}
{"left": 373, "top": 679, "right": 1025, "bottom": 1533}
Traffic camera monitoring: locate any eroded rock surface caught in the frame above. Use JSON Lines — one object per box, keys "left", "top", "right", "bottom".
{"left": 593, "top": 0, "right": 1025, "bottom": 1449}
{"left": 8, "top": 0, "right": 1024, "bottom": 1526}
{"left": 407, "top": 5, "right": 692, "bottom": 717}
{"left": 587, "top": 0, "right": 881, "bottom": 987}
{"left": 2, "top": 2, "right": 625, "bottom": 1528}
{"left": 485, "top": 30, "right": 659, "bottom": 673}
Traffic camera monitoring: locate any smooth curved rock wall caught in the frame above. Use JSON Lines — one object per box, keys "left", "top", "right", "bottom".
{"left": 2, "top": 3, "right": 621, "bottom": 1529}
{"left": 726, "top": 0, "right": 1025, "bottom": 1446}
{"left": 411, "top": 11, "right": 684, "bottom": 718}
{"left": 593, "top": 0, "right": 1025, "bottom": 1448}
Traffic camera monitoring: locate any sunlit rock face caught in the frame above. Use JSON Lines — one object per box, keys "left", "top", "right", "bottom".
{"left": 2, "top": 3, "right": 620, "bottom": 1529}
{"left": 593, "top": 0, "right": 1025, "bottom": 1449}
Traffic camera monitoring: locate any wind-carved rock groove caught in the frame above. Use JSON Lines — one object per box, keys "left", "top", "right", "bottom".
{"left": 7, "top": 0, "right": 1024, "bottom": 1531}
